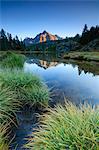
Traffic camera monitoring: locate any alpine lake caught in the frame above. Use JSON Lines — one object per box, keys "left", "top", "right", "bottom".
{"left": 24, "top": 52, "right": 99, "bottom": 105}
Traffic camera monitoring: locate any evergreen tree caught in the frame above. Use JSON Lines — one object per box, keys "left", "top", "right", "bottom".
{"left": 82, "top": 24, "right": 88, "bottom": 34}
{"left": 74, "top": 34, "right": 80, "bottom": 42}
{"left": 0, "top": 29, "right": 8, "bottom": 50}
{"left": 7, "top": 33, "right": 13, "bottom": 49}
{"left": 0, "top": 28, "right": 26, "bottom": 51}
{"left": 80, "top": 24, "right": 99, "bottom": 45}
{"left": 15, "top": 35, "right": 21, "bottom": 50}
{"left": 12, "top": 38, "right": 17, "bottom": 50}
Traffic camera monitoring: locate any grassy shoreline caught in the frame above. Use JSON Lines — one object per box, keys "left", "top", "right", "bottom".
{"left": 63, "top": 51, "right": 99, "bottom": 62}
{"left": 0, "top": 51, "right": 99, "bottom": 62}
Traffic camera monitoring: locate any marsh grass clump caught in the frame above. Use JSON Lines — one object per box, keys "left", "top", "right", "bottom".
{"left": 26, "top": 102, "right": 99, "bottom": 150}
{"left": 0, "top": 70, "right": 49, "bottom": 149}
{"left": 0, "top": 70, "right": 49, "bottom": 106}
{"left": 0, "top": 85, "right": 19, "bottom": 123}
{"left": 0, "top": 124, "right": 9, "bottom": 150}
{"left": 0, "top": 51, "right": 26, "bottom": 68}
{"left": 0, "top": 84, "right": 20, "bottom": 150}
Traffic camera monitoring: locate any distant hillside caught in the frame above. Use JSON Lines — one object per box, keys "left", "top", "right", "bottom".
{"left": 24, "top": 30, "right": 62, "bottom": 46}
{"left": 0, "top": 25, "right": 99, "bottom": 52}
{"left": 27, "top": 25, "right": 99, "bottom": 52}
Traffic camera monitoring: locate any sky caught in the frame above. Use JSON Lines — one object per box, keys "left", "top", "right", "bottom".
{"left": 1, "top": 0, "right": 99, "bottom": 40}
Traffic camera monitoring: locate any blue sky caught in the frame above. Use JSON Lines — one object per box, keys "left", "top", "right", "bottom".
{"left": 1, "top": 0, "right": 99, "bottom": 40}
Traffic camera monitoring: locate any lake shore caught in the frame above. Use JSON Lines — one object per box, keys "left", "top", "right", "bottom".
{"left": 63, "top": 51, "right": 99, "bottom": 62}
{"left": 1, "top": 50, "right": 99, "bottom": 62}
{"left": 0, "top": 51, "right": 99, "bottom": 149}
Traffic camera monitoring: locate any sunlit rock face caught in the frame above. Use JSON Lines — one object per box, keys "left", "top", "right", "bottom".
{"left": 24, "top": 30, "right": 62, "bottom": 46}
{"left": 33, "top": 30, "right": 61, "bottom": 43}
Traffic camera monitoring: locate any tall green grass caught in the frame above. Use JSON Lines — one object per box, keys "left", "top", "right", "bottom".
{"left": 0, "top": 69, "right": 49, "bottom": 106}
{"left": 25, "top": 102, "right": 99, "bottom": 150}
{"left": 0, "top": 84, "right": 20, "bottom": 150}
{"left": 0, "top": 70, "right": 49, "bottom": 149}
{"left": 0, "top": 51, "right": 26, "bottom": 68}
{"left": 0, "top": 124, "right": 9, "bottom": 150}
{"left": 0, "top": 86, "right": 19, "bottom": 123}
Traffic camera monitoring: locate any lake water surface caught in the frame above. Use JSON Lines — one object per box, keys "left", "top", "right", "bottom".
{"left": 23, "top": 54, "right": 99, "bottom": 105}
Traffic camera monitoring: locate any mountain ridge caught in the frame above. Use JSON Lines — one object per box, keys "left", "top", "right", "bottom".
{"left": 24, "top": 30, "right": 62, "bottom": 46}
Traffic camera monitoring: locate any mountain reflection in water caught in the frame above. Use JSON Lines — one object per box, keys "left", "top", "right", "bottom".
{"left": 24, "top": 58, "right": 99, "bottom": 105}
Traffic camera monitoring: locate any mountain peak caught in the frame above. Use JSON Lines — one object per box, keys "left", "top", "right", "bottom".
{"left": 42, "top": 30, "right": 48, "bottom": 34}
{"left": 24, "top": 31, "right": 62, "bottom": 46}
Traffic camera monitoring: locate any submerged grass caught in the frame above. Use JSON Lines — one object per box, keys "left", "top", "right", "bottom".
{"left": 0, "top": 51, "right": 26, "bottom": 68}
{"left": 25, "top": 102, "right": 99, "bottom": 150}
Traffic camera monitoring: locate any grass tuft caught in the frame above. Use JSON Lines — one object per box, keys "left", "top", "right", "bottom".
{"left": 0, "top": 51, "right": 26, "bottom": 68}
{"left": 0, "top": 83, "right": 20, "bottom": 150}
{"left": 0, "top": 69, "right": 49, "bottom": 106}
{"left": 25, "top": 102, "right": 99, "bottom": 150}
{"left": 0, "top": 124, "right": 9, "bottom": 150}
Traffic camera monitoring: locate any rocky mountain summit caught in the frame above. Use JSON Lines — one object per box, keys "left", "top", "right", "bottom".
{"left": 24, "top": 25, "right": 99, "bottom": 52}
{"left": 24, "top": 31, "right": 62, "bottom": 46}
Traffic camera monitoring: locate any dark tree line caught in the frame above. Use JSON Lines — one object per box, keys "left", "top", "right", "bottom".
{"left": 0, "top": 29, "right": 25, "bottom": 51}
{"left": 0, "top": 25, "right": 99, "bottom": 51}
{"left": 79, "top": 24, "right": 99, "bottom": 45}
